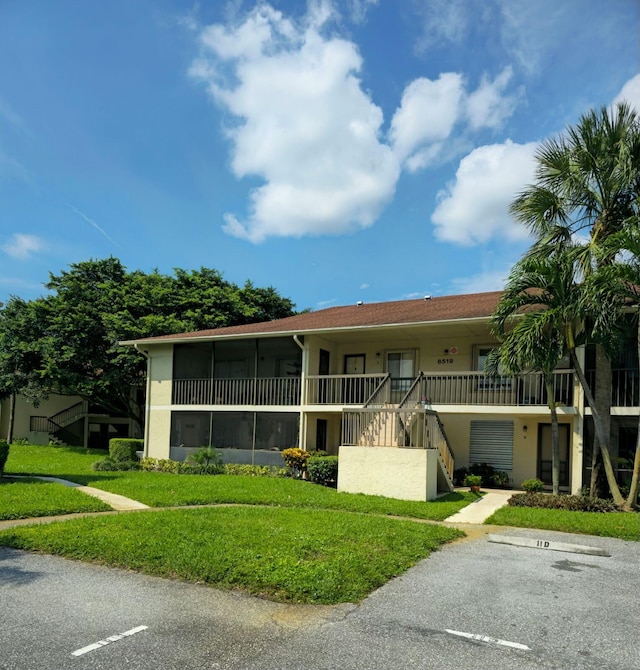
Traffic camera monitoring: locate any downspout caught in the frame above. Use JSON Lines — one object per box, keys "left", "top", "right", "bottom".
{"left": 293, "top": 335, "right": 307, "bottom": 451}
{"left": 134, "top": 344, "right": 151, "bottom": 458}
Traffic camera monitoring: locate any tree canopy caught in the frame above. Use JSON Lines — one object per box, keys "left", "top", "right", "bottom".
{"left": 0, "top": 258, "right": 297, "bottom": 431}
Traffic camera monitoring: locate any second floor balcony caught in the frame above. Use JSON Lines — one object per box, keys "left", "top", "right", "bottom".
{"left": 172, "top": 369, "right": 579, "bottom": 408}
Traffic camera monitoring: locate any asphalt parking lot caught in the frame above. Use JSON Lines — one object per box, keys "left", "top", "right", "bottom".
{"left": 1, "top": 526, "right": 638, "bottom": 670}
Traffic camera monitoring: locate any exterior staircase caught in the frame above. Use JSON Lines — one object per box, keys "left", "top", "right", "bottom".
{"left": 30, "top": 401, "right": 89, "bottom": 447}
{"left": 341, "top": 372, "right": 455, "bottom": 494}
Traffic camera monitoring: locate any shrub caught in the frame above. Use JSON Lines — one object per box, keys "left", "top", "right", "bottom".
{"left": 0, "top": 439, "right": 9, "bottom": 478}
{"left": 522, "top": 478, "right": 545, "bottom": 493}
{"left": 508, "top": 492, "right": 621, "bottom": 513}
{"left": 468, "top": 463, "right": 496, "bottom": 486}
{"left": 453, "top": 467, "right": 469, "bottom": 486}
{"left": 307, "top": 456, "right": 339, "bottom": 487}
{"left": 491, "top": 470, "right": 510, "bottom": 487}
{"left": 463, "top": 474, "right": 482, "bottom": 488}
{"left": 11, "top": 437, "right": 30, "bottom": 446}
{"left": 223, "top": 464, "right": 290, "bottom": 478}
{"left": 178, "top": 462, "right": 222, "bottom": 475}
{"left": 109, "top": 438, "right": 143, "bottom": 463}
{"left": 308, "top": 449, "right": 328, "bottom": 459}
{"left": 93, "top": 457, "right": 140, "bottom": 471}
{"left": 281, "top": 448, "right": 310, "bottom": 477}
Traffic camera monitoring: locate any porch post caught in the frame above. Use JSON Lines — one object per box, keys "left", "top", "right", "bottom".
{"left": 571, "top": 346, "right": 586, "bottom": 494}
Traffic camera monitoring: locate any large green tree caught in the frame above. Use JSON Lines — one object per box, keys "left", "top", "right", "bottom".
{"left": 2, "top": 258, "right": 296, "bottom": 434}
{"left": 0, "top": 298, "right": 47, "bottom": 442}
{"left": 509, "top": 102, "right": 640, "bottom": 503}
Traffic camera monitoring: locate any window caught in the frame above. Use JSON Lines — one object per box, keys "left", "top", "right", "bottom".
{"left": 476, "top": 346, "right": 511, "bottom": 391}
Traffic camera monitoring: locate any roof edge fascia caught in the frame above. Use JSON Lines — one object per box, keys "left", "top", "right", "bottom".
{"left": 120, "top": 314, "right": 494, "bottom": 347}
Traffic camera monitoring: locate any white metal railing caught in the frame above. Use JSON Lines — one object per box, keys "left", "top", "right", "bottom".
{"left": 305, "top": 374, "right": 387, "bottom": 405}
{"left": 172, "top": 377, "right": 301, "bottom": 406}
{"left": 341, "top": 408, "right": 455, "bottom": 479}
{"left": 419, "top": 370, "right": 574, "bottom": 407}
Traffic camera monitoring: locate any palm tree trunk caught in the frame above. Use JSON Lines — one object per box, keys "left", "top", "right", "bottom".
{"left": 569, "top": 348, "right": 625, "bottom": 505}
{"left": 546, "top": 379, "right": 560, "bottom": 495}
{"left": 623, "top": 321, "right": 640, "bottom": 511}
{"left": 591, "top": 345, "right": 612, "bottom": 495}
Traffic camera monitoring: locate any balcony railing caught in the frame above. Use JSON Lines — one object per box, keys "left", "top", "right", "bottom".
{"left": 305, "top": 374, "right": 388, "bottom": 405}
{"left": 586, "top": 369, "right": 639, "bottom": 407}
{"left": 419, "top": 370, "right": 574, "bottom": 407}
{"left": 172, "top": 377, "right": 301, "bottom": 406}
{"left": 172, "top": 370, "right": 576, "bottom": 408}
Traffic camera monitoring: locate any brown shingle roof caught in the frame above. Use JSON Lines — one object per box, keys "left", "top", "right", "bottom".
{"left": 123, "top": 291, "right": 502, "bottom": 345}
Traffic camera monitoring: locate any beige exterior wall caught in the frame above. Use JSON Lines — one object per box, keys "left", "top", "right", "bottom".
{"left": 0, "top": 394, "right": 83, "bottom": 443}
{"left": 144, "top": 343, "right": 174, "bottom": 458}
{"left": 439, "top": 411, "right": 576, "bottom": 488}
{"left": 327, "top": 326, "right": 495, "bottom": 376}
{"left": 338, "top": 446, "right": 439, "bottom": 501}
{"left": 303, "top": 412, "right": 342, "bottom": 454}
{"left": 147, "top": 409, "right": 172, "bottom": 459}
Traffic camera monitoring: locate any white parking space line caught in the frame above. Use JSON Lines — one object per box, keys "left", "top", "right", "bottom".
{"left": 71, "top": 625, "right": 148, "bottom": 657}
{"left": 445, "top": 629, "right": 531, "bottom": 651}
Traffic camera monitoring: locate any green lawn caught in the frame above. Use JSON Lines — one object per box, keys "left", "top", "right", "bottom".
{"left": 5, "top": 444, "right": 477, "bottom": 520}
{"left": 0, "top": 477, "right": 111, "bottom": 519}
{"left": 0, "top": 507, "right": 463, "bottom": 603}
{"left": 486, "top": 505, "right": 640, "bottom": 542}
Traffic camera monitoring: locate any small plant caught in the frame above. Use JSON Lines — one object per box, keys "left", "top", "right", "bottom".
{"left": 187, "top": 446, "right": 222, "bottom": 467}
{"left": 463, "top": 474, "right": 482, "bottom": 489}
{"left": 281, "top": 448, "right": 310, "bottom": 478}
{"left": 522, "top": 478, "right": 545, "bottom": 493}
{"left": 491, "top": 470, "right": 510, "bottom": 487}
{"left": 11, "top": 437, "right": 30, "bottom": 446}
{"left": 307, "top": 456, "right": 339, "bottom": 487}
{"left": 0, "top": 439, "right": 9, "bottom": 479}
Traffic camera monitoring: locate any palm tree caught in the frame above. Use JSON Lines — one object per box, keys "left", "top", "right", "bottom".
{"left": 510, "top": 102, "right": 640, "bottom": 504}
{"left": 489, "top": 249, "right": 584, "bottom": 495}
{"left": 591, "top": 226, "right": 640, "bottom": 510}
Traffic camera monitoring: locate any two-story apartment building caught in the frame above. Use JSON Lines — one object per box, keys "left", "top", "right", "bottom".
{"left": 123, "top": 291, "right": 638, "bottom": 501}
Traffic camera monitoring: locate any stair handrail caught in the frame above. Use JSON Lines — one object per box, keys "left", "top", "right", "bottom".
{"left": 364, "top": 373, "right": 391, "bottom": 407}
{"left": 48, "top": 400, "right": 89, "bottom": 427}
{"left": 425, "top": 409, "right": 455, "bottom": 480}
{"left": 397, "top": 372, "right": 425, "bottom": 408}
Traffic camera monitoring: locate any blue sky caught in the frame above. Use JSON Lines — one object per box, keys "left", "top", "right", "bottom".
{"left": 1, "top": 0, "right": 638, "bottom": 312}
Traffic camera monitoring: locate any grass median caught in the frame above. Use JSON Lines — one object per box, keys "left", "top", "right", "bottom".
{"left": 5, "top": 444, "right": 477, "bottom": 521}
{"left": 0, "top": 507, "right": 463, "bottom": 604}
{"left": 486, "top": 506, "right": 640, "bottom": 542}
{"left": 0, "top": 477, "right": 111, "bottom": 520}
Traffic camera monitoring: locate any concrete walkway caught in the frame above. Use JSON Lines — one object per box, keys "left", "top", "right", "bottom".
{"left": 444, "top": 488, "right": 514, "bottom": 524}
{"left": 19, "top": 476, "right": 149, "bottom": 511}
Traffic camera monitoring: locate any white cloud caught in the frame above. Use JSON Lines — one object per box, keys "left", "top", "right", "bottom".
{"left": 449, "top": 268, "right": 511, "bottom": 294}
{"left": 2, "top": 233, "right": 46, "bottom": 260}
{"left": 431, "top": 140, "right": 537, "bottom": 245}
{"left": 413, "top": 0, "right": 470, "bottom": 53}
{"left": 359, "top": 282, "right": 370, "bottom": 289}
{"left": 190, "top": 3, "right": 523, "bottom": 243}
{"left": 191, "top": 3, "right": 399, "bottom": 243}
{"left": 465, "top": 67, "right": 520, "bottom": 130}
{"left": 389, "top": 73, "right": 464, "bottom": 166}
{"left": 613, "top": 73, "right": 640, "bottom": 112}
{"left": 346, "top": 0, "right": 378, "bottom": 24}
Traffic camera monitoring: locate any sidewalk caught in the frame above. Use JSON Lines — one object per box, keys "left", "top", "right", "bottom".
{"left": 444, "top": 488, "right": 513, "bottom": 524}
{"left": 16, "top": 475, "right": 149, "bottom": 511}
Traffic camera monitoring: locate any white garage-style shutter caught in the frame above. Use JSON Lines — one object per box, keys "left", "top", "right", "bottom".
{"left": 469, "top": 420, "right": 513, "bottom": 471}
